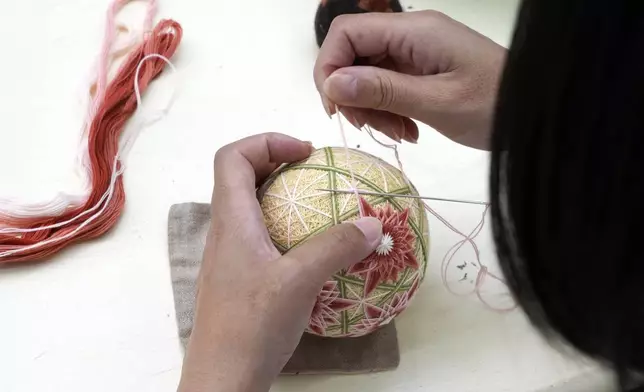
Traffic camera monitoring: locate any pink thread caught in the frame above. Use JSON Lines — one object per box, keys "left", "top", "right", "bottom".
{"left": 0, "top": 0, "right": 160, "bottom": 221}
{"left": 79, "top": 0, "right": 159, "bottom": 194}
{"left": 339, "top": 124, "right": 517, "bottom": 312}
{"left": 437, "top": 204, "right": 516, "bottom": 312}
{"left": 92, "top": 0, "right": 158, "bottom": 120}
{"left": 336, "top": 105, "right": 365, "bottom": 217}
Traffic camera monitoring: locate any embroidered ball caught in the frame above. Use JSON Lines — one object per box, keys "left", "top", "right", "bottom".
{"left": 258, "top": 147, "right": 430, "bottom": 338}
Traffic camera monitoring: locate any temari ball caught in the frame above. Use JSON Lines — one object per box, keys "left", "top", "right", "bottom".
{"left": 258, "top": 147, "right": 430, "bottom": 338}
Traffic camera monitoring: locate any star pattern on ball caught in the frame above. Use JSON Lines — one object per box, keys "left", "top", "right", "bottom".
{"left": 347, "top": 197, "right": 420, "bottom": 296}
{"left": 308, "top": 281, "right": 359, "bottom": 335}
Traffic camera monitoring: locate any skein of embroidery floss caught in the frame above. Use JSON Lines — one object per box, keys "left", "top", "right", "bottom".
{"left": 0, "top": 19, "right": 183, "bottom": 264}
{"left": 89, "top": 0, "right": 159, "bottom": 122}
{"left": 79, "top": 0, "right": 159, "bottom": 177}
{"left": 1, "top": 0, "right": 159, "bottom": 227}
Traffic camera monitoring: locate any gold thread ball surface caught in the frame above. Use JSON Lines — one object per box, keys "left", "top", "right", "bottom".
{"left": 259, "top": 147, "right": 430, "bottom": 337}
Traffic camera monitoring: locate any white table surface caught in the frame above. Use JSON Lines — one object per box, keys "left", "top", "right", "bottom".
{"left": 0, "top": 1, "right": 615, "bottom": 391}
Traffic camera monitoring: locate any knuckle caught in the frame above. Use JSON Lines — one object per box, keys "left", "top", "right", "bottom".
{"left": 329, "top": 14, "right": 352, "bottom": 31}
{"left": 261, "top": 132, "right": 281, "bottom": 142}
{"left": 422, "top": 9, "right": 449, "bottom": 21}
{"left": 213, "top": 131, "right": 273, "bottom": 169}
{"left": 213, "top": 144, "right": 230, "bottom": 169}
{"left": 376, "top": 75, "right": 397, "bottom": 110}
{"left": 330, "top": 225, "right": 361, "bottom": 249}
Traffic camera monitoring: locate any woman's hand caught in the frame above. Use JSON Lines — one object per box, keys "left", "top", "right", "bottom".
{"left": 314, "top": 10, "right": 507, "bottom": 150}
{"left": 177, "top": 133, "right": 382, "bottom": 392}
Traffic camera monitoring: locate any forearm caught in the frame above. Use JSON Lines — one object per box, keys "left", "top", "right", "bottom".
{"left": 177, "top": 328, "right": 273, "bottom": 392}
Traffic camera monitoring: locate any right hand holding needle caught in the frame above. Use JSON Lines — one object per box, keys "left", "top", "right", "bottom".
{"left": 313, "top": 10, "right": 506, "bottom": 150}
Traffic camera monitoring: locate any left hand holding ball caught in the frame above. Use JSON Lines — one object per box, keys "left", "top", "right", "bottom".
{"left": 177, "top": 133, "right": 383, "bottom": 392}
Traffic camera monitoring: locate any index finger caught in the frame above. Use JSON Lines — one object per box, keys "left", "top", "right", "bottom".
{"left": 313, "top": 12, "right": 401, "bottom": 96}
{"left": 213, "top": 133, "right": 313, "bottom": 209}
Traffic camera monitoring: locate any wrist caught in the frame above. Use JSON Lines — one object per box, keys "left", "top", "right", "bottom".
{"left": 177, "top": 321, "right": 274, "bottom": 392}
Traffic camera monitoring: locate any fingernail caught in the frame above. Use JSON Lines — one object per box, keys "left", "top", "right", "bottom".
{"left": 397, "top": 118, "right": 417, "bottom": 144}
{"left": 326, "top": 73, "right": 358, "bottom": 101}
{"left": 390, "top": 133, "right": 402, "bottom": 143}
{"left": 353, "top": 111, "right": 367, "bottom": 131}
{"left": 352, "top": 217, "right": 383, "bottom": 249}
{"left": 304, "top": 141, "right": 315, "bottom": 152}
{"left": 320, "top": 95, "right": 333, "bottom": 118}
{"left": 402, "top": 134, "right": 417, "bottom": 144}
{"left": 399, "top": 118, "right": 407, "bottom": 142}
{"left": 348, "top": 115, "right": 363, "bottom": 130}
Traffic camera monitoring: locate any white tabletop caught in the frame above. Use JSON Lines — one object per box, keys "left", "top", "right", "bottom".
{"left": 0, "top": 1, "right": 614, "bottom": 391}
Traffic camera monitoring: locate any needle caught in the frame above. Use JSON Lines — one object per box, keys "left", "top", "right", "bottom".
{"left": 316, "top": 188, "right": 489, "bottom": 206}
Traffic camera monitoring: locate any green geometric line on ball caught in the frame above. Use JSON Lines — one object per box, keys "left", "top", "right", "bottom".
{"left": 346, "top": 285, "right": 415, "bottom": 325}
{"left": 326, "top": 149, "right": 355, "bottom": 335}
{"left": 264, "top": 147, "right": 430, "bottom": 334}
{"left": 280, "top": 164, "right": 409, "bottom": 200}
{"left": 333, "top": 272, "right": 415, "bottom": 291}
{"left": 272, "top": 163, "right": 428, "bottom": 262}
{"left": 268, "top": 182, "right": 428, "bottom": 290}
{"left": 376, "top": 269, "right": 412, "bottom": 307}
{"left": 324, "top": 148, "right": 349, "bottom": 333}
{"left": 339, "top": 280, "right": 349, "bottom": 334}
{"left": 292, "top": 165, "right": 425, "bottom": 254}
{"left": 270, "top": 192, "right": 409, "bottom": 254}
{"left": 323, "top": 147, "right": 340, "bottom": 225}
{"left": 266, "top": 163, "right": 429, "bottom": 299}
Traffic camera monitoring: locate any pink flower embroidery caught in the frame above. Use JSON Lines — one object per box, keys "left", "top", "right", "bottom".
{"left": 389, "top": 275, "right": 421, "bottom": 317}
{"left": 351, "top": 303, "right": 391, "bottom": 336}
{"left": 308, "top": 281, "right": 358, "bottom": 335}
{"left": 350, "top": 275, "right": 423, "bottom": 336}
{"left": 354, "top": 315, "right": 384, "bottom": 336}
{"left": 348, "top": 197, "right": 420, "bottom": 296}
{"left": 350, "top": 285, "right": 417, "bottom": 336}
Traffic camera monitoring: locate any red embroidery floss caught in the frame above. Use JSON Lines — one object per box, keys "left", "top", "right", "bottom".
{"left": 0, "top": 20, "right": 183, "bottom": 264}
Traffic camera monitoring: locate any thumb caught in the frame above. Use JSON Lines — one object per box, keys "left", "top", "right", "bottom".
{"left": 285, "top": 217, "right": 382, "bottom": 280}
{"left": 323, "top": 66, "right": 425, "bottom": 116}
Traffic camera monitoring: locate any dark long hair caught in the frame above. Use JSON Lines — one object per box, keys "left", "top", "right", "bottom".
{"left": 490, "top": 1, "right": 644, "bottom": 390}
